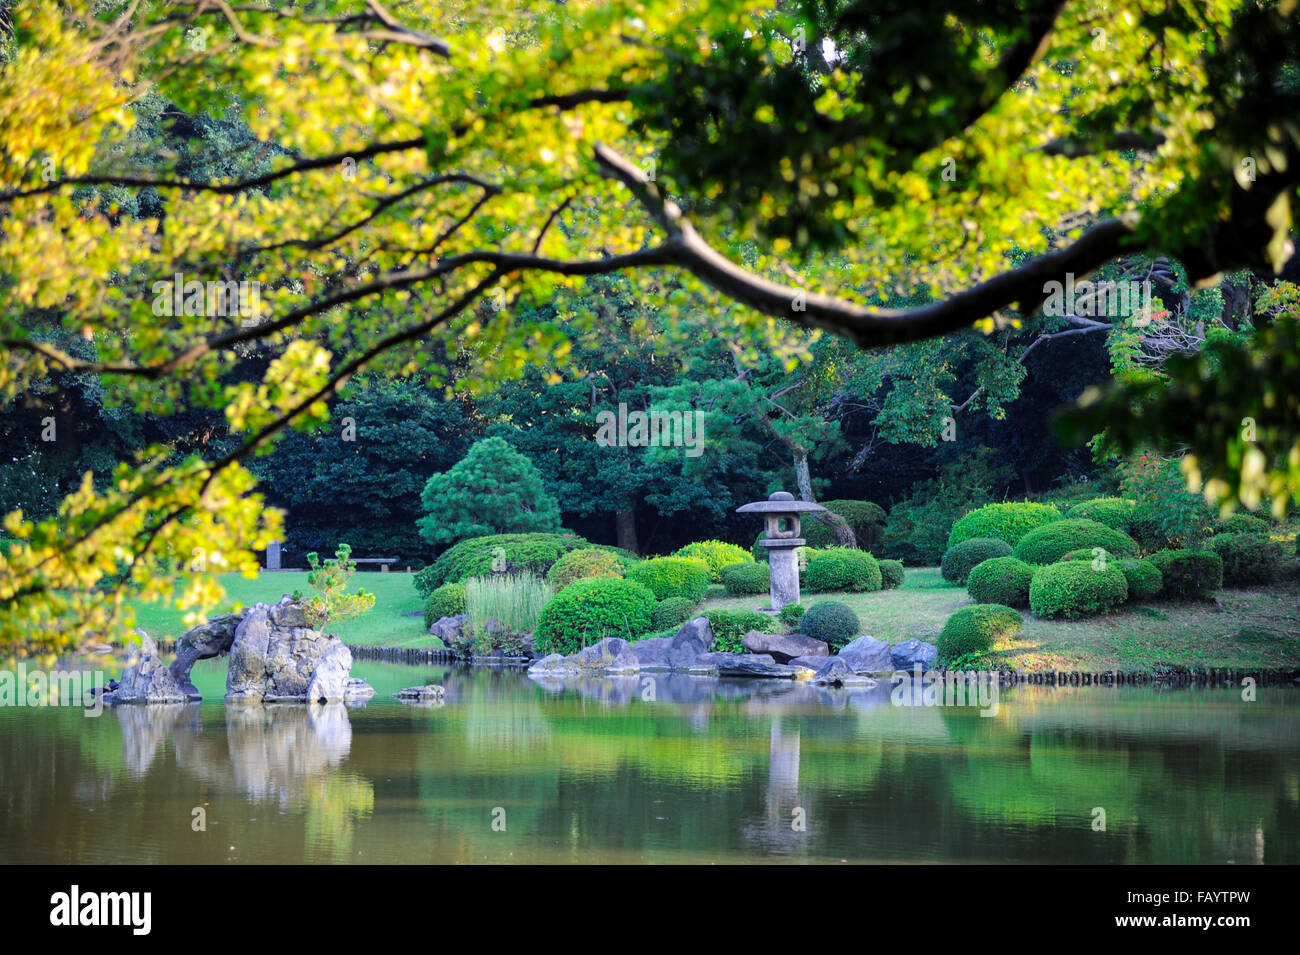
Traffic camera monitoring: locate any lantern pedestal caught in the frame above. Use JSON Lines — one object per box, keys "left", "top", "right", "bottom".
{"left": 758, "top": 537, "right": 804, "bottom": 613}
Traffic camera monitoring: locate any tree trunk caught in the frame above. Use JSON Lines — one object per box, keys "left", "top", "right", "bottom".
{"left": 615, "top": 506, "right": 639, "bottom": 555}
{"left": 793, "top": 451, "right": 856, "bottom": 547}
{"left": 793, "top": 451, "right": 814, "bottom": 502}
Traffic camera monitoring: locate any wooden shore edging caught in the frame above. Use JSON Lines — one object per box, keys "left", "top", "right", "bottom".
{"left": 349, "top": 645, "right": 459, "bottom": 665}
{"left": 979, "top": 668, "right": 1300, "bottom": 687}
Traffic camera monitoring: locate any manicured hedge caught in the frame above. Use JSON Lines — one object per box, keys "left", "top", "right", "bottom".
{"left": 778, "top": 603, "right": 806, "bottom": 628}
{"left": 1118, "top": 558, "right": 1163, "bottom": 602}
{"left": 801, "top": 500, "right": 888, "bottom": 549}
{"left": 423, "top": 582, "right": 467, "bottom": 628}
{"left": 941, "top": 537, "right": 1013, "bottom": 585}
{"left": 1029, "top": 561, "right": 1129, "bottom": 618}
{"left": 937, "top": 604, "right": 1022, "bottom": 665}
{"left": 546, "top": 547, "right": 625, "bottom": 592}
{"left": 966, "top": 556, "right": 1034, "bottom": 608}
{"left": 428, "top": 533, "right": 600, "bottom": 587}
{"left": 651, "top": 596, "right": 701, "bottom": 632}
{"left": 673, "top": 540, "right": 754, "bottom": 581}
{"left": 1148, "top": 549, "right": 1223, "bottom": 598}
{"left": 800, "top": 600, "right": 860, "bottom": 650}
{"left": 721, "top": 560, "right": 771, "bottom": 596}
{"left": 805, "top": 548, "right": 883, "bottom": 592}
{"left": 1206, "top": 532, "right": 1286, "bottom": 585}
{"left": 1061, "top": 547, "right": 1114, "bottom": 563}
{"left": 878, "top": 559, "right": 906, "bottom": 590}
{"left": 1217, "top": 512, "right": 1271, "bottom": 535}
{"left": 703, "top": 608, "right": 777, "bottom": 653}
{"left": 1013, "top": 519, "right": 1139, "bottom": 565}
{"left": 534, "top": 577, "right": 656, "bottom": 655}
{"left": 1066, "top": 497, "right": 1136, "bottom": 532}
{"left": 625, "top": 556, "right": 711, "bottom": 602}
{"left": 947, "top": 502, "right": 1063, "bottom": 549}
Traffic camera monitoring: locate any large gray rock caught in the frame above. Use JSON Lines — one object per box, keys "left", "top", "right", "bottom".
{"left": 741, "top": 631, "right": 829, "bottom": 663}
{"left": 528, "top": 653, "right": 572, "bottom": 675}
{"left": 572, "top": 637, "right": 631, "bottom": 670}
{"left": 813, "top": 655, "right": 877, "bottom": 687}
{"left": 691, "top": 651, "right": 797, "bottom": 678}
{"left": 838, "top": 636, "right": 894, "bottom": 674}
{"left": 428, "top": 613, "right": 469, "bottom": 643}
{"left": 225, "top": 606, "right": 272, "bottom": 699}
{"left": 670, "top": 618, "right": 715, "bottom": 659}
{"left": 105, "top": 634, "right": 196, "bottom": 704}
{"left": 306, "top": 639, "right": 354, "bottom": 703}
{"left": 890, "top": 638, "right": 938, "bottom": 670}
{"left": 627, "top": 636, "right": 674, "bottom": 670}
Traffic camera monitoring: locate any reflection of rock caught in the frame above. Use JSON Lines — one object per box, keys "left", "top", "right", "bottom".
{"left": 115, "top": 702, "right": 198, "bottom": 774}
{"left": 741, "top": 632, "right": 829, "bottom": 663}
{"left": 394, "top": 685, "right": 446, "bottom": 706}
{"left": 222, "top": 702, "right": 353, "bottom": 804}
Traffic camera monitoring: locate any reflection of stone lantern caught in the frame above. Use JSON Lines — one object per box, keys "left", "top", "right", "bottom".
{"left": 736, "top": 491, "right": 826, "bottom": 613}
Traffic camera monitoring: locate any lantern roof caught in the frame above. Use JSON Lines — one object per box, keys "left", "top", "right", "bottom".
{"left": 735, "top": 491, "right": 827, "bottom": 514}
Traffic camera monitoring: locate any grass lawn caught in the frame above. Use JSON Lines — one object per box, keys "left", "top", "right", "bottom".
{"left": 127, "top": 571, "right": 445, "bottom": 649}
{"left": 701, "top": 566, "right": 1300, "bottom": 673}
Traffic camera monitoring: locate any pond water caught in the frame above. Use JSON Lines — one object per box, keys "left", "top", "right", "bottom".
{"left": 1, "top": 660, "right": 1297, "bottom": 863}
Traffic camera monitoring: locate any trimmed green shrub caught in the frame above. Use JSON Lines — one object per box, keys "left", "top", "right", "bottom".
{"left": 801, "top": 500, "right": 888, "bottom": 549}
{"left": 800, "top": 600, "right": 860, "bottom": 650}
{"left": 546, "top": 547, "right": 625, "bottom": 592}
{"left": 1029, "top": 561, "right": 1129, "bottom": 618}
{"left": 937, "top": 604, "right": 1022, "bottom": 665}
{"left": 651, "top": 596, "right": 700, "bottom": 631}
{"left": 534, "top": 578, "right": 656, "bottom": 655}
{"left": 702, "top": 608, "right": 777, "bottom": 653}
{"left": 965, "top": 556, "right": 1034, "bottom": 608}
{"left": 941, "top": 538, "right": 1013, "bottom": 585}
{"left": 721, "top": 560, "right": 770, "bottom": 596}
{"left": 1118, "top": 558, "right": 1163, "bottom": 601}
{"left": 805, "top": 548, "right": 883, "bottom": 592}
{"left": 1148, "top": 549, "right": 1224, "bottom": 598}
{"left": 878, "top": 559, "right": 906, "bottom": 590}
{"left": 1013, "top": 519, "right": 1139, "bottom": 565}
{"left": 413, "top": 564, "right": 440, "bottom": 598}
{"left": 947, "top": 502, "right": 1063, "bottom": 549}
{"left": 778, "top": 603, "right": 806, "bottom": 628}
{"left": 1066, "top": 497, "right": 1136, "bottom": 532}
{"left": 626, "top": 556, "right": 711, "bottom": 602}
{"left": 1217, "top": 512, "right": 1271, "bottom": 535}
{"left": 673, "top": 540, "right": 754, "bottom": 581}
{"left": 428, "top": 533, "right": 595, "bottom": 587}
{"left": 423, "top": 582, "right": 467, "bottom": 628}
{"left": 1061, "top": 547, "right": 1114, "bottom": 563}
{"left": 1206, "top": 532, "right": 1286, "bottom": 585}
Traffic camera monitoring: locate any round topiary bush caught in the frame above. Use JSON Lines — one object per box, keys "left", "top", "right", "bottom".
{"left": 534, "top": 577, "right": 656, "bottom": 655}
{"left": 805, "top": 548, "right": 883, "bottom": 592}
{"left": 878, "top": 559, "right": 905, "bottom": 590}
{"left": 965, "top": 556, "right": 1034, "bottom": 608}
{"left": 625, "top": 556, "right": 711, "bottom": 602}
{"left": 702, "top": 608, "right": 777, "bottom": 652}
{"left": 1029, "top": 561, "right": 1129, "bottom": 618}
{"left": 778, "top": 602, "right": 806, "bottom": 628}
{"left": 1066, "top": 497, "right": 1136, "bottom": 532}
{"left": 1217, "top": 512, "right": 1271, "bottom": 535}
{"left": 1118, "top": 558, "right": 1163, "bottom": 601}
{"left": 937, "top": 604, "right": 1022, "bottom": 665}
{"left": 429, "top": 533, "right": 602, "bottom": 586}
{"left": 941, "top": 538, "right": 1014, "bottom": 585}
{"left": 721, "top": 560, "right": 771, "bottom": 596}
{"left": 651, "top": 596, "right": 700, "bottom": 631}
{"left": 800, "top": 600, "right": 861, "bottom": 650}
{"left": 545, "top": 547, "right": 625, "bottom": 592}
{"left": 801, "top": 500, "right": 888, "bottom": 549}
{"left": 423, "top": 582, "right": 467, "bottom": 628}
{"left": 1061, "top": 547, "right": 1115, "bottom": 563}
{"left": 947, "top": 501, "right": 1063, "bottom": 549}
{"left": 673, "top": 540, "right": 754, "bottom": 582}
{"left": 1012, "top": 519, "right": 1140, "bottom": 565}
{"left": 1148, "top": 549, "right": 1224, "bottom": 598}
{"left": 1206, "top": 532, "right": 1285, "bottom": 585}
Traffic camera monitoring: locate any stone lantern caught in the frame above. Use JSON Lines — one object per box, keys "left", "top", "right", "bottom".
{"left": 736, "top": 491, "right": 826, "bottom": 613}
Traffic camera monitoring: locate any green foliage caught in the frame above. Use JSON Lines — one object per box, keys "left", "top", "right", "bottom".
{"left": 805, "top": 548, "right": 883, "bottom": 592}
{"left": 1218, "top": 513, "right": 1271, "bottom": 535}
{"left": 1061, "top": 548, "right": 1114, "bottom": 562}
{"left": 778, "top": 602, "right": 806, "bottom": 628}
{"left": 1029, "top": 562, "right": 1129, "bottom": 619}
{"left": 294, "top": 544, "right": 376, "bottom": 628}
{"left": 1119, "top": 454, "right": 1217, "bottom": 551}
{"left": 1206, "top": 532, "right": 1286, "bottom": 585}
{"left": 416, "top": 437, "right": 562, "bottom": 547}
{"left": 651, "top": 596, "right": 700, "bottom": 631}
{"left": 947, "top": 502, "right": 1063, "bottom": 549}
{"left": 427, "top": 533, "right": 592, "bottom": 587}
{"left": 878, "top": 559, "right": 906, "bottom": 590}
{"left": 546, "top": 547, "right": 625, "bottom": 593}
{"left": 412, "top": 565, "right": 441, "bottom": 599}
{"left": 1117, "top": 559, "right": 1164, "bottom": 602}
{"left": 534, "top": 578, "right": 656, "bottom": 655}
{"left": 423, "top": 583, "right": 468, "bottom": 629}
{"left": 702, "top": 608, "right": 777, "bottom": 653}
{"left": 721, "top": 560, "right": 770, "bottom": 596}
{"left": 802, "top": 500, "right": 888, "bottom": 549}
{"left": 1148, "top": 550, "right": 1225, "bottom": 599}
{"left": 882, "top": 450, "right": 1015, "bottom": 565}
{"left": 1012, "top": 519, "right": 1140, "bottom": 565}
{"left": 466, "top": 573, "right": 553, "bottom": 637}
{"left": 965, "top": 557, "right": 1034, "bottom": 609}
{"left": 673, "top": 540, "right": 753, "bottom": 581}
{"left": 937, "top": 605, "right": 1022, "bottom": 665}
{"left": 625, "top": 556, "right": 711, "bottom": 602}
{"left": 941, "top": 538, "right": 1013, "bottom": 585}
{"left": 1066, "top": 497, "right": 1136, "bottom": 532}
{"left": 800, "top": 601, "right": 860, "bottom": 650}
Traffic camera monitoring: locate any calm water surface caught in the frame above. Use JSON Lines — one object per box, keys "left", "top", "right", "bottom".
{"left": 2, "top": 661, "right": 1297, "bottom": 863}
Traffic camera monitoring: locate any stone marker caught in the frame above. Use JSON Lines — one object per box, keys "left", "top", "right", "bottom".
{"left": 735, "top": 491, "right": 827, "bottom": 613}
{"left": 266, "top": 539, "right": 282, "bottom": 571}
